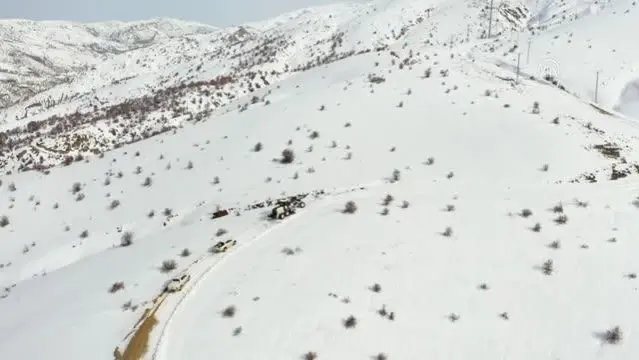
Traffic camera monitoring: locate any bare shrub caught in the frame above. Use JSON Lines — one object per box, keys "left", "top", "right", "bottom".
{"left": 142, "top": 177, "right": 152, "bottom": 187}
{"left": 343, "top": 315, "right": 357, "bottom": 328}
{"left": 109, "top": 199, "right": 121, "bottom": 210}
{"left": 370, "top": 283, "right": 382, "bottom": 293}
{"left": 281, "top": 247, "right": 296, "bottom": 255}
{"left": 216, "top": 228, "right": 228, "bottom": 237}
{"left": 120, "top": 232, "right": 134, "bottom": 247}
{"left": 281, "top": 148, "right": 295, "bottom": 164}
{"left": 0, "top": 215, "right": 9, "bottom": 228}
{"left": 71, "top": 182, "right": 82, "bottom": 194}
{"left": 424, "top": 157, "right": 435, "bottom": 165}
{"left": 374, "top": 353, "right": 388, "bottom": 360}
{"left": 180, "top": 248, "right": 191, "bottom": 257}
{"left": 222, "top": 305, "right": 236, "bottom": 317}
{"left": 603, "top": 326, "right": 623, "bottom": 344}
{"left": 532, "top": 222, "right": 542, "bottom": 232}
{"left": 161, "top": 259, "right": 177, "bottom": 273}
{"left": 520, "top": 208, "right": 533, "bottom": 217}
{"left": 391, "top": 169, "right": 401, "bottom": 182}
{"left": 541, "top": 259, "right": 553, "bottom": 275}
{"left": 75, "top": 193, "right": 85, "bottom": 201}
{"left": 233, "top": 326, "right": 242, "bottom": 336}
{"left": 343, "top": 201, "right": 357, "bottom": 214}
{"left": 548, "top": 240, "right": 561, "bottom": 249}
{"left": 8, "top": 183, "right": 16, "bottom": 192}
{"left": 109, "top": 282, "right": 125, "bottom": 293}
{"left": 552, "top": 203, "right": 564, "bottom": 213}
{"left": 253, "top": 142, "right": 263, "bottom": 152}
{"left": 540, "top": 164, "right": 549, "bottom": 172}
{"left": 445, "top": 204, "right": 455, "bottom": 212}
{"left": 442, "top": 227, "right": 453, "bottom": 237}
{"left": 382, "top": 194, "right": 394, "bottom": 206}
{"left": 554, "top": 214, "right": 568, "bottom": 224}
{"left": 302, "top": 352, "right": 318, "bottom": 360}
{"left": 401, "top": 200, "right": 410, "bottom": 208}
{"left": 309, "top": 130, "right": 320, "bottom": 139}
{"left": 79, "top": 230, "right": 89, "bottom": 238}
{"left": 186, "top": 161, "right": 194, "bottom": 170}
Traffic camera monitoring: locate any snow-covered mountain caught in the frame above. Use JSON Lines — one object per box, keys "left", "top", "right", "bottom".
{"left": 1, "top": 0, "right": 639, "bottom": 359}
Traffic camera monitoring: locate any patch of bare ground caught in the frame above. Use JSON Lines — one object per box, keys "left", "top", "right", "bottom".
{"left": 114, "top": 295, "right": 166, "bottom": 360}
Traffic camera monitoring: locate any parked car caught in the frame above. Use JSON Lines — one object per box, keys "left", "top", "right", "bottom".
{"left": 165, "top": 273, "right": 191, "bottom": 293}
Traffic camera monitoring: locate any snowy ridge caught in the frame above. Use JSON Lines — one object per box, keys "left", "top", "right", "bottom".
{"left": 1, "top": 0, "right": 639, "bottom": 359}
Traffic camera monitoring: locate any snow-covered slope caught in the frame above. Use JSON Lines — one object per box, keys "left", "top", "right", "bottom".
{"left": 0, "top": 18, "right": 216, "bottom": 108}
{"left": 1, "top": 0, "right": 639, "bottom": 359}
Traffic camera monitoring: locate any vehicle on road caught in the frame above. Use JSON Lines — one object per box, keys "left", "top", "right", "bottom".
{"left": 165, "top": 273, "right": 191, "bottom": 293}
{"left": 269, "top": 202, "right": 296, "bottom": 220}
{"left": 212, "top": 239, "right": 237, "bottom": 253}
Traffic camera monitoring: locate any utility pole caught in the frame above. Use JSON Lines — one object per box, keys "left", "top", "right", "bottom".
{"left": 526, "top": 38, "right": 532, "bottom": 64}
{"left": 488, "top": 0, "right": 494, "bottom": 38}
{"left": 516, "top": 53, "right": 521, "bottom": 83}
{"left": 595, "top": 71, "right": 600, "bottom": 102}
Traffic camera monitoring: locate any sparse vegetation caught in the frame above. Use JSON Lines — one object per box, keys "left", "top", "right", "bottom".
{"left": 109, "top": 282, "right": 125, "bottom": 293}
{"left": 281, "top": 148, "right": 295, "bottom": 164}
{"left": 161, "top": 259, "right": 177, "bottom": 273}
{"left": 120, "top": 232, "right": 134, "bottom": 247}
{"left": 343, "top": 315, "right": 357, "bottom": 328}
{"left": 0, "top": 215, "right": 9, "bottom": 228}
{"left": 222, "top": 305, "right": 236, "bottom": 318}
{"left": 343, "top": 201, "right": 357, "bottom": 214}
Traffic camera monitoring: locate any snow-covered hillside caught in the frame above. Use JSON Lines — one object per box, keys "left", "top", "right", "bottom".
{"left": 1, "top": 0, "right": 639, "bottom": 359}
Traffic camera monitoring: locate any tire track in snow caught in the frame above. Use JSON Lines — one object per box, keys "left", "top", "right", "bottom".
{"left": 149, "top": 181, "right": 380, "bottom": 360}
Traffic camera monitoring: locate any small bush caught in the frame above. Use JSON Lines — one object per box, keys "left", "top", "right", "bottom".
{"left": 71, "top": 182, "right": 82, "bottom": 194}
{"left": 0, "top": 215, "right": 9, "bottom": 228}
{"left": 281, "top": 148, "right": 295, "bottom": 164}
{"left": 109, "top": 282, "right": 125, "bottom": 293}
{"left": 541, "top": 259, "right": 553, "bottom": 275}
{"left": 343, "top": 315, "right": 357, "bottom": 328}
{"left": 216, "top": 228, "right": 228, "bottom": 237}
{"left": 109, "top": 199, "right": 121, "bottom": 210}
{"left": 79, "top": 230, "right": 89, "bottom": 238}
{"left": 382, "top": 194, "right": 394, "bottom": 206}
{"left": 370, "top": 283, "right": 382, "bottom": 293}
{"left": 343, "top": 201, "right": 357, "bottom": 214}
{"left": 548, "top": 240, "right": 561, "bottom": 249}
{"left": 442, "top": 227, "right": 453, "bottom": 237}
{"left": 180, "top": 248, "right": 191, "bottom": 257}
{"left": 401, "top": 200, "right": 410, "bottom": 208}
{"left": 552, "top": 203, "right": 564, "bottom": 213}
{"left": 424, "top": 157, "right": 435, "bottom": 165}
{"left": 120, "top": 232, "right": 134, "bottom": 247}
{"left": 532, "top": 222, "right": 542, "bottom": 232}
{"left": 554, "top": 214, "right": 568, "bottom": 224}
{"left": 8, "top": 183, "right": 16, "bottom": 192}
{"left": 222, "top": 305, "right": 236, "bottom": 317}
{"left": 76, "top": 193, "right": 85, "bottom": 201}
{"left": 253, "top": 142, "right": 263, "bottom": 152}
{"left": 374, "top": 353, "right": 388, "bottom": 360}
{"left": 309, "top": 130, "right": 320, "bottom": 139}
{"left": 161, "top": 259, "right": 177, "bottom": 273}
{"left": 302, "top": 352, "right": 318, "bottom": 360}
{"left": 142, "top": 177, "right": 152, "bottom": 187}
{"left": 381, "top": 207, "right": 390, "bottom": 216}
{"left": 391, "top": 169, "right": 401, "bottom": 182}
{"left": 445, "top": 204, "right": 455, "bottom": 212}
{"left": 186, "top": 161, "right": 194, "bottom": 170}
{"left": 604, "top": 326, "right": 622, "bottom": 344}
{"left": 233, "top": 327, "right": 242, "bottom": 336}
{"left": 520, "top": 208, "right": 533, "bottom": 217}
